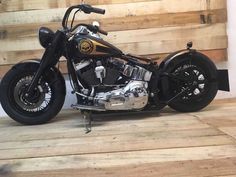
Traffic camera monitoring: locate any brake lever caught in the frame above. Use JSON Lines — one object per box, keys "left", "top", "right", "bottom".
{"left": 93, "top": 25, "right": 108, "bottom": 36}
{"left": 98, "top": 28, "right": 108, "bottom": 36}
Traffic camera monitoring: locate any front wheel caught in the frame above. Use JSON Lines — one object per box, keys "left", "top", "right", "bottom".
{"left": 166, "top": 52, "right": 218, "bottom": 112}
{"left": 0, "top": 63, "right": 66, "bottom": 125}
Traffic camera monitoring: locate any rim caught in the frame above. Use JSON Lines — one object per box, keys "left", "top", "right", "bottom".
{"left": 12, "top": 74, "right": 53, "bottom": 114}
{"left": 171, "top": 64, "right": 209, "bottom": 102}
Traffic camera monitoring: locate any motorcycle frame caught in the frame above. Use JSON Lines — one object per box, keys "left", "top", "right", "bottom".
{"left": 25, "top": 5, "right": 230, "bottom": 110}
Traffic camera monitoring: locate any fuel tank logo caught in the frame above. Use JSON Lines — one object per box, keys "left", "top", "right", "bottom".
{"left": 79, "top": 39, "right": 94, "bottom": 54}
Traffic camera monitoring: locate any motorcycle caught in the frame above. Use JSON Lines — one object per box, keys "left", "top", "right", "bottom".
{"left": 0, "top": 3, "right": 230, "bottom": 131}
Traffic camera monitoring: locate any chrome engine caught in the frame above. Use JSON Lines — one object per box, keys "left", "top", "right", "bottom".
{"left": 75, "top": 58, "right": 152, "bottom": 111}
{"left": 95, "top": 81, "right": 149, "bottom": 110}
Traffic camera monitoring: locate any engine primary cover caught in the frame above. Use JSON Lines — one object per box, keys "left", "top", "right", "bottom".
{"left": 95, "top": 81, "right": 148, "bottom": 110}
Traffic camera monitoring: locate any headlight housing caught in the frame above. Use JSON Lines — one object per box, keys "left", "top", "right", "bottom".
{"left": 38, "top": 27, "right": 54, "bottom": 48}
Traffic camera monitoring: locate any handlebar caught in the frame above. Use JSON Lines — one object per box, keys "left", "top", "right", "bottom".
{"left": 62, "top": 4, "right": 105, "bottom": 29}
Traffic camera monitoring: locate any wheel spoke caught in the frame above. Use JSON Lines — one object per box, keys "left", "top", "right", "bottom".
{"left": 172, "top": 64, "right": 208, "bottom": 101}
{"left": 14, "top": 75, "right": 52, "bottom": 113}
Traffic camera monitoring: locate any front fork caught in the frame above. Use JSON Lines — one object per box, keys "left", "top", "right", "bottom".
{"left": 27, "top": 31, "right": 65, "bottom": 94}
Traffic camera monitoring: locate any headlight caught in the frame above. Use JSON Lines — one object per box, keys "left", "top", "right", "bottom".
{"left": 38, "top": 27, "right": 54, "bottom": 48}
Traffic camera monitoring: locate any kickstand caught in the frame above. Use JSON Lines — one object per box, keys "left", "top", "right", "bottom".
{"left": 82, "top": 111, "right": 92, "bottom": 134}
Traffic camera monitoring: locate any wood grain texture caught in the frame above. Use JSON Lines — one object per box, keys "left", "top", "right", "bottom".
{"left": 0, "top": 23, "right": 227, "bottom": 52}
{"left": 220, "top": 127, "right": 236, "bottom": 140}
{"left": 12, "top": 158, "right": 236, "bottom": 177}
{"left": 0, "top": 0, "right": 227, "bottom": 26}
{"left": 1, "top": 145, "right": 236, "bottom": 172}
{"left": 0, "top": 0, "right": 155, "bottom": 12}
{"left": 0, "top": 133, "right": 232, "bottom": 160}
{"left": 0, "top": 9, "right": 227, "bottom": 39}
{"left": 0, "top": 99, "right": 236, "bottom": 176}
{"left": 0, "top": 22, "right": 228, "bottom": 64}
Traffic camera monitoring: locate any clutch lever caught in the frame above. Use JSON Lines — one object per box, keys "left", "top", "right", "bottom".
{"left": 70, "top": 23, "right": 108, "bottom": 36}
{"left": 97, "top": 27, "right": 108, "bottom": 36}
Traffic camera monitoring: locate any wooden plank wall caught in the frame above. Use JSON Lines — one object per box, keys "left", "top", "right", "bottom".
{"left": 0, "top": 0, "right": 228, "bottom": 77}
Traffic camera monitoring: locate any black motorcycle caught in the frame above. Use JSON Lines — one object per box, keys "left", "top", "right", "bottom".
{"left": 0, "top": 4, "right": 230, "bottom": 128}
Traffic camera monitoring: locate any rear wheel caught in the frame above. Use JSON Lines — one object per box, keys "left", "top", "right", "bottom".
{"left": 0, "top": 63, "right": 66, "bottom": 125}
{"left": 166, "top": 53, "right": 218, "bottom": 112}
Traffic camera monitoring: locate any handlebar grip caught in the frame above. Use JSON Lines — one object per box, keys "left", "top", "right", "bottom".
{"left": 91, "top": 7, "right": 105, "bottom": 14}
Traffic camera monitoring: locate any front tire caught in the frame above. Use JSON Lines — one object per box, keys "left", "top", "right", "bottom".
{"left": 0, "top": 63, "right": 66, "bottom": 125}
{"left": 166, "top": 52, "right": 218, "bottom": 112}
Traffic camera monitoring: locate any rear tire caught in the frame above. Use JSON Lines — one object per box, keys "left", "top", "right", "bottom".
{"left": 167, "top": 52, "right": 218, "bottom": 112}
{"left": 0, "top": 63, "right": 66, "bottom": 125}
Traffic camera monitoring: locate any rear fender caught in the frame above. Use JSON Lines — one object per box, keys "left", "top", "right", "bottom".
{"left": 158, "top": 50, "right": 194, "bottom": 100}
{"left": 159, "top": 49, "right": 191, "bottom": 71}
{"left": 159, "top": 50, "right": 230, "bottom": 97}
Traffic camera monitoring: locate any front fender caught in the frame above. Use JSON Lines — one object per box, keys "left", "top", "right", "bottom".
{"left": 13, "top": 59, "right": 66, "bottom": 93}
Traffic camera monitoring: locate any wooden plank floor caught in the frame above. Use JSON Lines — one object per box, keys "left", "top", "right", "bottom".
{"left": 0, "top": 99, "right": 236, "bottom": 177}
